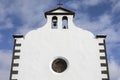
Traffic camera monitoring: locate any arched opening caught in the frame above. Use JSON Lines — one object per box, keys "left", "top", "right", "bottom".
{"left": 62, "top": 16, "right": 68, "bottom": 29}
{"left": 52, "top": 16, "right": 58, "bottom": 29}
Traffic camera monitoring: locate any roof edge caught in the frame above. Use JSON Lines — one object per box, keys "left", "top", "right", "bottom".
{"left": 44, "top": 7, "right": 75, "bottom": 18}
{"left": 96, "top": 35, "right": 107, "bottom": 38}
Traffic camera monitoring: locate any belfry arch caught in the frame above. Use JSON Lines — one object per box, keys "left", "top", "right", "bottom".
{"left": 62, "top": 16, "right": 68, "bottom": 29}
{"left": 52, "top": 16, "right": 58, "bottom": 29}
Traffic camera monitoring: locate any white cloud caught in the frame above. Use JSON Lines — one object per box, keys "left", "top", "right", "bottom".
{"left": 0, "top": 0, "right": 54, "bottom": 32}
{"left": 66, "top": 0, "right": 107, "bottom": 10}
{"left": 101, "top": 28, "right": 120, "bottom": 43}
{"left": 111, "top": 0, "right": 120, "bottom": 14}
{"left": 0, "top": 18, "right": 14, "bottom": 30}
{"left": 74, "top": 13, "right": 112, "bottom": 34}
{"left": 65, "top": 1, "right": 80, "bottom": 10}
{"left": 99, "top": 14, "right": 111, "bottom": 26}
{"left": 0, "top": 2, "right": 14, "bottom": 30}
{"left": 109, "top": 58, "right": 120, "bottom": 80}
{"left": 10, "top": 0, "right": 54, "bottom": 34}
{"left": 16, "top": 25, "right": 35, "bottom": 35}
{"left": 81, "top": 0, "right": 105, "bottom": 6}
{"left": 0, "top": 34, "right": 2, "bottom": 42}
{"left": 74, "top": 10, "right": 120, "bottom": 45}
{"left": 0, "top": 69, "right": 10, "bottom": 80}
{"left": 0, "top": 50, "right": 12, "bottom": 80}
{"left": 0, "top": 4, "right": 6, "bottom": 22}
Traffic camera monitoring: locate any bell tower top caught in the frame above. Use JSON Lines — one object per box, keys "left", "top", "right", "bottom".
{"left": 44, "top": 6, "right": 75, "bottom": 29}
{"left": 45, "top": 7, "right": 75, "bottom": 18}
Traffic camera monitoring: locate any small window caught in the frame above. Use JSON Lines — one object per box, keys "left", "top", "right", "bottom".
{"left": 62, "top": 16, "right": 68, "bottom": 29}
{"left": 52, "top": 16, "right": 58, "bottom": 29}
{"left": 52, "top": 58, "right": 67, "bottom": 73}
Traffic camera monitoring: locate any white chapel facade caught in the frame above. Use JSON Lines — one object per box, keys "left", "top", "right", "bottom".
{"left": 10, "top": 6, "right": 110, "bottom": 80}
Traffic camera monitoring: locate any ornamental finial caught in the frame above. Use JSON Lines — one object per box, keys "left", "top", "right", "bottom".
{"left": 57, "top": 0, "right": 63, "bottom": 7}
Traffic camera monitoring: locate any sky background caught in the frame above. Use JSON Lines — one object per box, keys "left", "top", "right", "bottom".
{"left": 0, "top": 0, "right": 120, "bottom": 80}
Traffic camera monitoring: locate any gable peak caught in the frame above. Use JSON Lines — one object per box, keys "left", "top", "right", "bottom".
{"left": 45, "top": 7, "right": 75, "bottom": 18}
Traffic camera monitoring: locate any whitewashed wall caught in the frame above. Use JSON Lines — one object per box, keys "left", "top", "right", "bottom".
{"left": 15, "top": 14, "right": 104, "bottom": 80}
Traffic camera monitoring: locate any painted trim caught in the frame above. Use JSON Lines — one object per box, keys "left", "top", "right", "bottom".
{"left": 13, "top": 56, "right": 20, "bottom": 59}
{"left": 9, "top": 36, "right": 22, "bottom": 80}
{"left": 101, "top": 63, "right": 107, "bottom": 67}
{"left": 9, "top": 39, "right": 16, "bottom": 80}
{"left": 102, "top": 78, "right": 108, "bottom": 80}
{"left": 100, "top": 50, "right": 106, "bottom": 53}
{"left": 101, "top": 70, "right": 108, "bottom": 74}
{"left": 45, "top": 13, "right": 75, "bottom": 18}
{"left": 103, "top": 40, "right": 110, "bottom": 80}
{"left": 13, "top": 35, "right": 24, "bottom": 38}
{"left": 12, "top": 71, "right": 18, "bottom": 74}
{"left": 46, "top": 7, "right": 75, "bottom": 13}
{"left": 100, "top": 56, "right": 106, "bottom": 59}
{"left": 13, "top": 63, "right": 19, "bottom": 67}
{"left": 15, "top": 44, "right": 21, "bottom": 46}
{"left": 96, "top": 34, "right": 110, "bottom": 80}
{"left": 45, "top": 13, "right": 74, "bottom": 15}
{"left": 99, "top": 43, "right": 104, "bottom": 45}
{"left": 45, "top": 7, "right": 75, "bottom": 18}
{"left": 96, "top": 35, "right": 106, "bottom": 38}
{"left": 14, "top": 50, "right": 20, "bottom": 53}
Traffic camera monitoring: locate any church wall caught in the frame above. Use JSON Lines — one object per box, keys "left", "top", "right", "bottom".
{"left": 15, "top": 30, "right": 103, "bottom": 80}
{"left": 10, "top": 7, "right": 110, "bottom": 80}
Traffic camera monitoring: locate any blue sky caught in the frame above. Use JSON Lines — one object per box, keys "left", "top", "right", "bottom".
{"left": 0, "top": 0, "right": 120, "bottom": 80}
